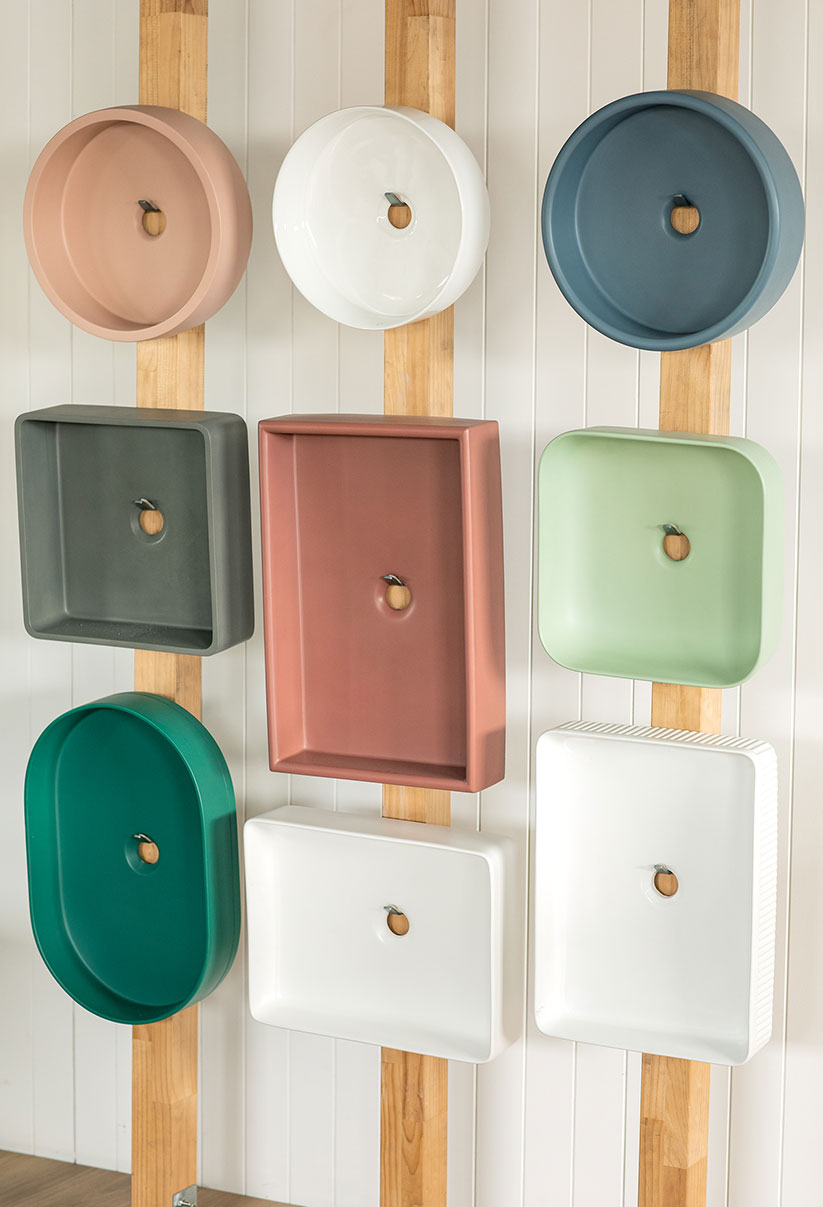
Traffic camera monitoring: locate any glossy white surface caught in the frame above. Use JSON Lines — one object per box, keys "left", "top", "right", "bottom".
{"left": 272, "top": 105, "right": 490, "bottom": 328}
{"left": 535, "top": 723, "right": 778, "bottom": 1065}
{"left": 244, "top": 806, "right": 518, "bottom": 1062}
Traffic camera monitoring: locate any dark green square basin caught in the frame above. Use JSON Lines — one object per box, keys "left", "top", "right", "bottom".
{"left": 25, "top": 692, "right": 241, "bottom": 1024}
{"left": 15, "top": 404, "right": 254, "bottom": 655}
{"left": 538, "top": 427, "right": 783, "bottom": 687}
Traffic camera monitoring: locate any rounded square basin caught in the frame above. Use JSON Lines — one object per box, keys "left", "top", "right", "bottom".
{"left": 535, "top": 722, "right": 778, "bottom": 1064}
{"left": 245, "top": 806, "right": 519, "bottom": 1063}
{"left": 537, "top": 427, "right": 783, "bottom": 687}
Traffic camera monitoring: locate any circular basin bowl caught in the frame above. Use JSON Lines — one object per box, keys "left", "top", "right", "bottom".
{"left": 25, "top": 693, "right": 241, "bottom": 1023}
{"left": 272, "top": 106, "right": 490, "bottom": 329}
{"left": 24, "top": 106, "right": 253, "bottom": 341}
{"left": 542, "top": 90, "right": 805, "bottom": 350}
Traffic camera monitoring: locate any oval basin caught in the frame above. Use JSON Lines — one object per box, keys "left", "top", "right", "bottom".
{"left": 25, "top": 692, "right": 241, "bottom": 1023}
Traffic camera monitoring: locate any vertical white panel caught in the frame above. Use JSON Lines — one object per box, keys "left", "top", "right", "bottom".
{"left": 569, "top": 5, "right": 644, "bottom": 1202}
{"left": 199, "top": 0, "right": 251, "bottom": 1194}
{"left": 777, "top": 0, "right": 817, "bottom": 1197}
{"left": 290, "top": 1032, "right": 336, "bottom": 1207}
{"left": 336, "top": 0, "right": 384, "bottom": 434}
{"left": 244, "top": 0, "right": 294, "bottom": 1195}
{"left": 0, "top": 0, "right": 35, "bottom": 1160}
{"left": 334, "top": 1039, "right": 380, "bottom": 1207}
{"left": 449, "top": 0, "right": 490, "bottom": 1201}
{"left": 729, "top": 0, "right": 806, "bottom": 1204}
{"left": 476, "top": 0, "right": 540, "bottom": 1202}
{"left": 113, "top": 0, "right": 139, "bottom": 1174}
{"left": 284, "top": 1, "right": 342, "bottom": 1200}
{"left": 25, "top": 0, "right": 77, "bottom": 1164}
{"left": 526, "top": 0, "right": 590, "bottom": 1200}
{"left": 65, "top": 0, "right": 126, "bottom": 1174}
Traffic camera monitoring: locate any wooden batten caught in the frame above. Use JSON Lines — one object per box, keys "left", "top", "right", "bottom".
{"left": 640, "top": 2, "right": 741, "bottom": 1205}
{"left": 132, "top": 3, "right": 208, "bottom": 1205}
{"left": 381, "top": 2, "right": 455, "bottom": 1204}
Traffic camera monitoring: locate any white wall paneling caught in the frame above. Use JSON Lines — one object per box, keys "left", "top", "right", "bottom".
{"left": 0, "top": 1, "right": 814, "bottom": 1204}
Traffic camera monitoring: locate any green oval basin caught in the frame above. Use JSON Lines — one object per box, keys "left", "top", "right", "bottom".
{"left": 25, "top": 692, "right": 240, "bottom": 1023}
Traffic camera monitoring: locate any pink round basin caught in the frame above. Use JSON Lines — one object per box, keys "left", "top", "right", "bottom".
{"left": 24, "top": 105, "right": 253, "bottom": 341}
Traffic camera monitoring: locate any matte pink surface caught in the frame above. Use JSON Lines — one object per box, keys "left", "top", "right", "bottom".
{"left": 259, "top": 415, "right": 506, "bottom": 792}
{"left": 23, "top": 105, "right": 252, "bottom": 341}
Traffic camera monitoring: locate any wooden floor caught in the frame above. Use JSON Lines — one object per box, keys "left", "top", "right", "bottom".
{"left": 0, "top": 1150, "right": 289, "bottom": 1207}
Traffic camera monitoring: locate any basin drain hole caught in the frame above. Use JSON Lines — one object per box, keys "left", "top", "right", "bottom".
{"left": 139, "top": 199, "right": 167, "bottom": 236}
{"left": 653, "top": 865, "right": 679, "bottom": 897}
{"left": 662, "top": 524, "right": 690, "bottom": 561}
{"left": 383, "top": 574, "right": 411, "bottom": 611}
{"left": 139, "top": 508, "right": 165, "bottom": 535}
{"left": 134, "top": 497, "right": 165, "bottom": 536}
{"left": 385, "top": 192, "right": 412, "bottom": 229}
{"left": 385, "top": 905, "right": 410, "bottom": 936}
{"left": 136, "top": 835, "right": 160, "bottom": 865}
{"left": 670, "top": 195, "right": 700, "bottom": 236}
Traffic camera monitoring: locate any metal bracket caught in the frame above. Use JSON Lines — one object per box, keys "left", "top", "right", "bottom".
{"left": 173, "top": 1188, "right": 198, "bottom": 1207}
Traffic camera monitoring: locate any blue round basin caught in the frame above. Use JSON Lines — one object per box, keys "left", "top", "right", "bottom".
{"left": 542, "top": 90, "right": 804, "bottom": 350}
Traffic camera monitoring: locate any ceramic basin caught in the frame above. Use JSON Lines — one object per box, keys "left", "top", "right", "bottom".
{"left": 25, "top": 693, "right": 241, "bottom": 1024}
{"left": 24, "top": 106, "right": 252, "bottom": 341}
{"left": 534, "top": 722, "right": 778, "bottom": 1064}
{"left": 537, "top": 427, "right": 783, "bottom": 687}
{"left": 259, "top": 414, "right": 505, "bottom": 791}
{"left": 272, "top": 106, "right": 490, "bottom": 329}
{"left": 542, "top": 90, "right": 804, "bottom": 349}
{"left": 16, "top": 404, "right": 254, "bottom": 655}
{"left": 244, "top": 805, "right": 518, "bottom": 1062}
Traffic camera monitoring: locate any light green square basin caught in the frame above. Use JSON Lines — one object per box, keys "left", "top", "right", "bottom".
{"left": 538, "top": 428, "right": 783, "bottom": 687}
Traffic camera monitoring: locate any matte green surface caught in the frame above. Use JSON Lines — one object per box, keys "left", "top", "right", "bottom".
{"left": 25, "top": 692, "right": 241, "bottom": 1024}
{"left": 538, "top": 428, "right": 783, "bottom": 687}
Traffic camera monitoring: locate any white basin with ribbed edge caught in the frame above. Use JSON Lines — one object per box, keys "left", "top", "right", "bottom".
{"left": 534, "top": 722, "right": 778, "bottom": 1065}
{"left": 272, "top": 106, "right": 490, "bottom": 329}
{"left": 244, "top": 805, "right": 518, "bottom": 1062}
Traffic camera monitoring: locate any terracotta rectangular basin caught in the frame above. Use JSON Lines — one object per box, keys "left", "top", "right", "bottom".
{"left": 535, "top": 722, "right": 778, "bottom": 1064}
{"left": 259, "top": 415, "right": 505, "bottom": 791}
{"left": 538, "top": 427, "right": 783, "bottom": 686}
{"left": 245, "top": 805, "right": 518, "bottom": 1062}
{"left": 16, "top": 404, "right": 254, "bottom": 655}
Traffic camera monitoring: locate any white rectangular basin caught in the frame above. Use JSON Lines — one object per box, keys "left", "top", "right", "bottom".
{"left": 244, "top": 806, "right": 518, "bottom": 1063}
{"left": 535, "top": 722, "right": 778, "bottom": 1065}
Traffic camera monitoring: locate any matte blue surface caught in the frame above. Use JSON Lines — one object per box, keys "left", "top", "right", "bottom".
{"left": 542, "top": 90, "right": 805, "bottom": 350}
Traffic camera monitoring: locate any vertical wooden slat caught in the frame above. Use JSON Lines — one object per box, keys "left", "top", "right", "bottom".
{"left": 133, "top": 4, "right": 207, "bottom": 1206}
{"left": 381, "top": 3, "right": 454, "bottom": 1205}
{"left": 639, "top": 3, "right": 740, "bottom": 1205}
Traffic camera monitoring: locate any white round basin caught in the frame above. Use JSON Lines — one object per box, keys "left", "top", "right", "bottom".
{"left": 272, "top": 106, "right": 490, "bottom": 329}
